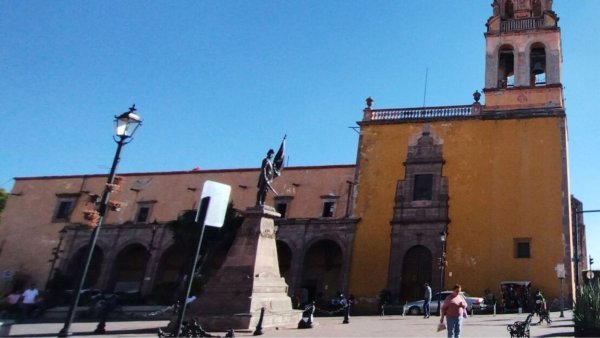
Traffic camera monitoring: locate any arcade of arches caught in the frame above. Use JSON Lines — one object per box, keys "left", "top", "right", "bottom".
{"left": 57, "top": 218, "right": 358, "bottom": 305}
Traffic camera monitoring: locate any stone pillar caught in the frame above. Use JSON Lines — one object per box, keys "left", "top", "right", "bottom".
{"left": 187, "top": 205, "right": 301, "bottom": 331}
{"left": 516, "top": 51, "right": 529, "bottom": 87}
{"left": 546, "top": 50, "right": 561, "bottom": 85}
{"left": 485, "top": 53, "right": 498, "bottom": 89}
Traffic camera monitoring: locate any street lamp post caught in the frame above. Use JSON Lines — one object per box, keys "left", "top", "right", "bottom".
{"left": 555, "top": 263, "right": 565, "bottom": 318}
{"left": 437, "top": 231, "right": 447, "bottom": 315}
{"left": 572, "top": 208, "right": 600, "bottom": 286}
{"left": 58, "top": 105, "right": 142, "bottom": 337}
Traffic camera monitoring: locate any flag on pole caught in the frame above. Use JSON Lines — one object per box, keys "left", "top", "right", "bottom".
{"left": 274, "top": 135, "right": 286, "bottom": 177}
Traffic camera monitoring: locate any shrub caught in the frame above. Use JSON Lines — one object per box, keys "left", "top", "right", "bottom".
{"left": 574, "top": 279, "right": 600, "bottom": 336}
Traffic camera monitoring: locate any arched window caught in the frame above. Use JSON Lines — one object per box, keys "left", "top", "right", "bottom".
{"left": 498, "top": 45, "right": 515, "bottom": 88}
{"left": 530, "top": 43, "right": 546, "bottom": 86}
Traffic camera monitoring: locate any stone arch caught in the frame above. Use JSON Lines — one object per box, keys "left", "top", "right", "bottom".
{"left": 108, "top": 243, "right": 148, "bottom": 293}
{"left": 155, "top": 244, "right": 186, "bottom": 284}
{"left": 149, "top": 244, "right": 186, "bottom": 304}
{"left": 301, "top": 238, "right": 343, "bottom": 302}
{"left": 400, "top": 245, "right": 433, "bottom": 302}
{"left": 276, "top": 240, "right": 293, "bottom": 284}
{"left": 304, "top": 236, "right": 347, "bottom": 259}
{"left": 528, "top": 42, "right": 547, "bottom": 86}
{"left": 498, "top": 44, "right": 516, "bottom": 88}
{"left": 115, "top": 238, "right": 152, "bottom": 253}
{"left": 66, "top": 245, "right": 104, "bottom": 289}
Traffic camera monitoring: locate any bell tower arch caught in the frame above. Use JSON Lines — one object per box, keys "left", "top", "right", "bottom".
{"left": 484, "top": 0, "right": 563, "bottom": 111}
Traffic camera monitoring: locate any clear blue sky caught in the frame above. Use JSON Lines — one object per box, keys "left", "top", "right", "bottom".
{"left": 1, "top": 1, "right": 599, "bottom": 270}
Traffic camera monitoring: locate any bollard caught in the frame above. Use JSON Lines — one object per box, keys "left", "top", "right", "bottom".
{"left": 493, "top": 303, "right": 496, "bottom": 317}
{"left": 253, "top": 307, "right": 265, "bottom": 336}
{"left": 94, "top": 320, "right": 106, "bottom": 334}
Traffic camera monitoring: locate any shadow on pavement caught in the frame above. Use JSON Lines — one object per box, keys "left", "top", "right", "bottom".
{"left": 7, "top": 327, "right": 158, "bottom": 337}
{"left": 536, "top": 332, "right": 576, "bottom": 337}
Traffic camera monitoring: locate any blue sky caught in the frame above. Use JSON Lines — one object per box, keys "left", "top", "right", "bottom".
{"left": 1, "top": 1, "right": 599, "bottom": 270}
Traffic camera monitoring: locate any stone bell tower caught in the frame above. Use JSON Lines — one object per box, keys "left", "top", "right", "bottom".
{"left": 484, "top": 0, "right": 563, "bottom": 111}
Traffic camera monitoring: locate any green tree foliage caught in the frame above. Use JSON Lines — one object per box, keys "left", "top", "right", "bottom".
{"left": 574, "top": 279, "right": 600, "bottom": 336}
{"left": 164, "top": 203, "right": 244, "bottom": 301}
{"left": 0, "top": 188, "right": 7, "bottom": 214}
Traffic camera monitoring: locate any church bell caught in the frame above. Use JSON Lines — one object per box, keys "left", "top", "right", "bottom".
{"left": 532, "top": 61, "right": 545, "bottom": 75}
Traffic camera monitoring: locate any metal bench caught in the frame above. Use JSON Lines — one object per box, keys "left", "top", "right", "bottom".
{"left": 507, "top": 313, "right": 534, "bottom": 338}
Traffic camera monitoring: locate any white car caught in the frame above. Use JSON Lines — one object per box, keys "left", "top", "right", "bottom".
{"left": 405, "top": 291, "right": 486, "bottom": 315}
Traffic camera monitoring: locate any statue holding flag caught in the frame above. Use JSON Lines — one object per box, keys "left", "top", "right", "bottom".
{"left": 256, "top": 136, "right": 286, "bottom": 206}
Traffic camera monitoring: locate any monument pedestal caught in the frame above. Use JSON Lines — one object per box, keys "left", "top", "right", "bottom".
{"left": 187, "top": 205, "right": 301, "bottom": 331}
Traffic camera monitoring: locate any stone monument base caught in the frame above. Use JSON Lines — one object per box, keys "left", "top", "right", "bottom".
{"left": 187, "top": 205, "right": 301, "bottom": 331}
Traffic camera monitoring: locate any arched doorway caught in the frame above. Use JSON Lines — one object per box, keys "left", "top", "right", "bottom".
{"left": 153, "top": 245, "right": 186, "bottom": 304}
{"left": 109, "top": 243, "right": 148, "bottom": 293}
{"left": 66, "top": 245, "right": 104, "bottom": 289}
{"left": 400, "top": 245, "right": 432, "bottom": 302}
{"left": 301, "top": 239, "right": 343, "bottom": 303}
{"left": 155, "top": 245, "right": 186, "bottom": 284}
{"left": 276, "top": 240, "right": 292, "bottom": 284}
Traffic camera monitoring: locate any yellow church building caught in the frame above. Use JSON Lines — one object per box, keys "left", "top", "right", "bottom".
{"left": 348, "top": 0, "right": 575, "bottom": 308}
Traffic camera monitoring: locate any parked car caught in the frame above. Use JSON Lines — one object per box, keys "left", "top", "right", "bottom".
{"left": 404, "top": 291, "right": 486, "bottom": 315}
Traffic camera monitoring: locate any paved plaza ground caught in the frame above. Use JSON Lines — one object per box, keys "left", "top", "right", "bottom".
{"left": 2, "top": 310, "right": 575, "bottom": 337}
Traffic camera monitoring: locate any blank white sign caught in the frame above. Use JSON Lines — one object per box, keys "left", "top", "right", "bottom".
{"left": 200, "top": 180, "right": 232, "bottom": 228}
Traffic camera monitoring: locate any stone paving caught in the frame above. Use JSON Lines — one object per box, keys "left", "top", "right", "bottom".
{"left": 3, "top": 311, "right": 574, "bottom": 337}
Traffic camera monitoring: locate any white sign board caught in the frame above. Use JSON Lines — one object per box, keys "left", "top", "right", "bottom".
{"left": 555, "top": 263, "right": 566, "bottom": 278}
{"left": 199, "top": 180, "right": 231, "bottom": 228}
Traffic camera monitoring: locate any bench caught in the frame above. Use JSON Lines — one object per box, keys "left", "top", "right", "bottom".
{"left": 507, "top": 313, "right": 534, "bottom": 338}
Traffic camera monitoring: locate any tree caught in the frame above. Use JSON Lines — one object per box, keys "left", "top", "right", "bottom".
{"left": 164, "top": 203, "right": 244, "bottom": 301}
{"left": 0, "top": 188, "right": 7, "bottom": 214}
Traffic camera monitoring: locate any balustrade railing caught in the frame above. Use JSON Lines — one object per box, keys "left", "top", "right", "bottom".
{"left": 501, "top": 18, "right": 545, "bottom": 32}
{"left": 367, "top": 105, "right": 473, "bottom": 121}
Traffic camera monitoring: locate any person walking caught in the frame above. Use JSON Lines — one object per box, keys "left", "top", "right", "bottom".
{"left": 423, "top": 283, "right": 432, "bottom": 318}
{"left": 5, "top": 289, "right": 22, "bottom": 317}
{"left": 20, "top": 284, "right": 39, "bottom": 320}
{"left": 534, "top": 290, "right": 545, "bottom": 315}
{"left": 440, "top": 284, "right": 468, "bottom": 338}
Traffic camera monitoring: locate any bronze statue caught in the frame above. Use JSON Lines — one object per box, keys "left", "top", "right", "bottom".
{"left": 256, "top": 136, "right": 286, "bottom": 206}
